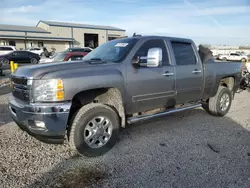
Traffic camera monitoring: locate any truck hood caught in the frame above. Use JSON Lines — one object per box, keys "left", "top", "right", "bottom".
{"left": 13, "top": 61, "right": 108, "bottom": 79}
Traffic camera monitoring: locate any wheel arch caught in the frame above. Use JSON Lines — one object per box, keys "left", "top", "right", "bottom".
{"left": 220, "top": 76, "right": 235, "bottom": 91}
{"left": 211, "top": 76, "right": 235, "bottom": 100}
{"left": 68, "top": 87, "right": 126, "bottom": 129}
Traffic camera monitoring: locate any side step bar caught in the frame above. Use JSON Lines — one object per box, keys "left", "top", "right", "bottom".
{"left": 127, "top": 104, "right": 201, "bottom": 124}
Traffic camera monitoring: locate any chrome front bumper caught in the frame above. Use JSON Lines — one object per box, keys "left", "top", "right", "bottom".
{"left": 8, "top": 94, "right": 71, "bottom": 144}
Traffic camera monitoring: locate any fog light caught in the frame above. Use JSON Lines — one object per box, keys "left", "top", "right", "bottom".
{"left": 35, "top": 121, "right": 46, "bottom": 128}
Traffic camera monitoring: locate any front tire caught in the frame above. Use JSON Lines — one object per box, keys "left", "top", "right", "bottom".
{"left": 222, "top": 57, "right": 227, "bottom": 61}
{"left": 202, "top": 86, "right": 232, "bottom": 116}
{"left": 69, "top": 103, "right": 120, "bottom": 157}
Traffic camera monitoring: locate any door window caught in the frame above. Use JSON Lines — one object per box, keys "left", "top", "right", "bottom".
{"left": 134, "top": 39, "right": 169, "bottom": 66}
{"left": 171, "top": 42, "right": 197, "bottom": 65}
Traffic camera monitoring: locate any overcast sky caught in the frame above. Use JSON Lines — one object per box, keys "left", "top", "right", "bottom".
{"left": 0, "top": 0, "right": 249, "bottom": 45}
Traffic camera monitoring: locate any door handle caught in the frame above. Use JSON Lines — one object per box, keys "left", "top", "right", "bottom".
{"left": 163, "top": 72, "right": 174, "bottom": 76}
{"left": 192, "top": 69, "right": 202, "bottom": 74}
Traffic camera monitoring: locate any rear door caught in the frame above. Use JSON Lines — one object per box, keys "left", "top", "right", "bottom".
{"left": 170, "top": 41, "right": 203, "bottom": 103}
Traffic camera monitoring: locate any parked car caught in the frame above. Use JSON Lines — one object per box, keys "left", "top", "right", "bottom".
{"left": 39, "top": 51, "right": 89, "bottom": 63}
{"left": 218, "top": 53, "right": 248, "bottom": 62}
{"left": 8, "top": 36, "right": 243, "bottom": 157}
{"left": 0, "top": 50, "right": 40, "bottom": 70}
{"left": 26, "top": 47, "right": 43, "bottom": 56}
{"left": 65, "top": 47, "right": 93, "bottom": 53}
{"left": 0, "top": 46, "right": 16, "bottom": 55}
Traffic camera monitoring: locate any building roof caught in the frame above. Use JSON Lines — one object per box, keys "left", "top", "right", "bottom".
{"left": 0, "top": 35, "right": 73, "bottom": 41}
{"left": 0, "top": 24, "right": 50, "bottom": 33}
{"left": 38, "top": 20, "right": 126, "bottom": 31}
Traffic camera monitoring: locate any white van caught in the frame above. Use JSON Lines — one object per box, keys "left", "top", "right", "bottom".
{"left": 0, "top": 46, "right": 16, "bottom": 55}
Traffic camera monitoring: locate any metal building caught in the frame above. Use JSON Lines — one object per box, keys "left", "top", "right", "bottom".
{"left": 0, "top": 20, "right": 126, "bottom": 52}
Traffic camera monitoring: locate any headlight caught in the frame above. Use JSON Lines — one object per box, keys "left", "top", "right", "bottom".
{"left": 33, "top": 79, "right": 64, "bottom": 102}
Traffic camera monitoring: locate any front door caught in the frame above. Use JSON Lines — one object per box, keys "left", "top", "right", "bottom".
{"left": 170, "top": 41, "right": 203, "bottom": 103}
{"left": 126, "top": 39, "right": 176, "bottom": 113}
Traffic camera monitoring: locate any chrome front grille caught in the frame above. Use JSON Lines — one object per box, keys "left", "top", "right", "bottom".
{"left": 11, "top": 76, "right": 31, "bottom": 102}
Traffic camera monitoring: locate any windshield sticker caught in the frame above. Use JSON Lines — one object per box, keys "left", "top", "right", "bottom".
{"left": 115, "top": 43, "right": 129, "bottom": 47}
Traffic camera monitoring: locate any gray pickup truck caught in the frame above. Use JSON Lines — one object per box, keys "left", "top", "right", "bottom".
{"left": 8, "top": 36, "right": 243, "bottom": 157}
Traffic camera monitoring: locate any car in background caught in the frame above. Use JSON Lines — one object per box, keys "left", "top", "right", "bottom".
{"left": 0, "top": 51, "right": 40, "bottom": 70}
{"left": 39, "top": 51, "right": 89, "bottom": 64}
{"left": 0, "top": 46, "right": 16, "bottom": 55}
{"left": 26, "top": 47, "right": 44, "bottom": 56}
{"left": 218, "top": 53, "right": 248, "bottom": 62}
{"left": 65, "top": 47, "right": 93, "bottom": 53}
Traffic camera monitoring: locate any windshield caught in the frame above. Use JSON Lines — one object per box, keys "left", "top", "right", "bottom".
{"left": 53, "top": 53, "right": 67, "bottom": 61}
{"left": 83, "top": 38, "right": 138, "bottom": 62}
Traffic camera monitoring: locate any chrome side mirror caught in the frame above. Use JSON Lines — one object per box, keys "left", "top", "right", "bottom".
{"left": 146, "top": 48, "right": 162, "bottom": 67}
{"left": 139, "top": 48, "right": 162, "bottom": 67}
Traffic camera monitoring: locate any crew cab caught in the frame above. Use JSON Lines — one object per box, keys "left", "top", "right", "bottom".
{"left": 219, "top": 52, "right": 248, "bottom": 62}
{"left": 8, "top": 36, "right": 243, "bottom": 157}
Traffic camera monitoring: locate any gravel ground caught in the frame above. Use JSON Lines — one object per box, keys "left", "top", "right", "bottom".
{"left": 0, "top": 88, "right": 249, "bottom": 188}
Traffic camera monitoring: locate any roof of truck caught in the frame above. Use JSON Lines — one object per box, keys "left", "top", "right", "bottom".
{"left": 130, "top": 35, "right": 193, "bottom": 42}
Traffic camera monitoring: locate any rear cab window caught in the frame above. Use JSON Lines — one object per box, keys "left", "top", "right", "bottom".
{"left": 171, "top": 42, "right": 197, "bottom": 65}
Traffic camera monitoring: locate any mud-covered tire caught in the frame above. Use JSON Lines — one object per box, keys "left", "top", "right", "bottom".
{"left": 69, "top": 103, "right": 120, "bottom": 157}
{"left": 202, "top": 86, "right": 232, "bottom": 117}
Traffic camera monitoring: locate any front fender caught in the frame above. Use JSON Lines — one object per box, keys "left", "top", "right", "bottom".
{"left": 63, "top": 69, "right": 125, "bottom": 101}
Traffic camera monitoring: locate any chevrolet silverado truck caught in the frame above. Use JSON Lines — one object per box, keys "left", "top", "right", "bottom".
{"left": 8, "top": 36, "right": 243, "bottom": 157}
